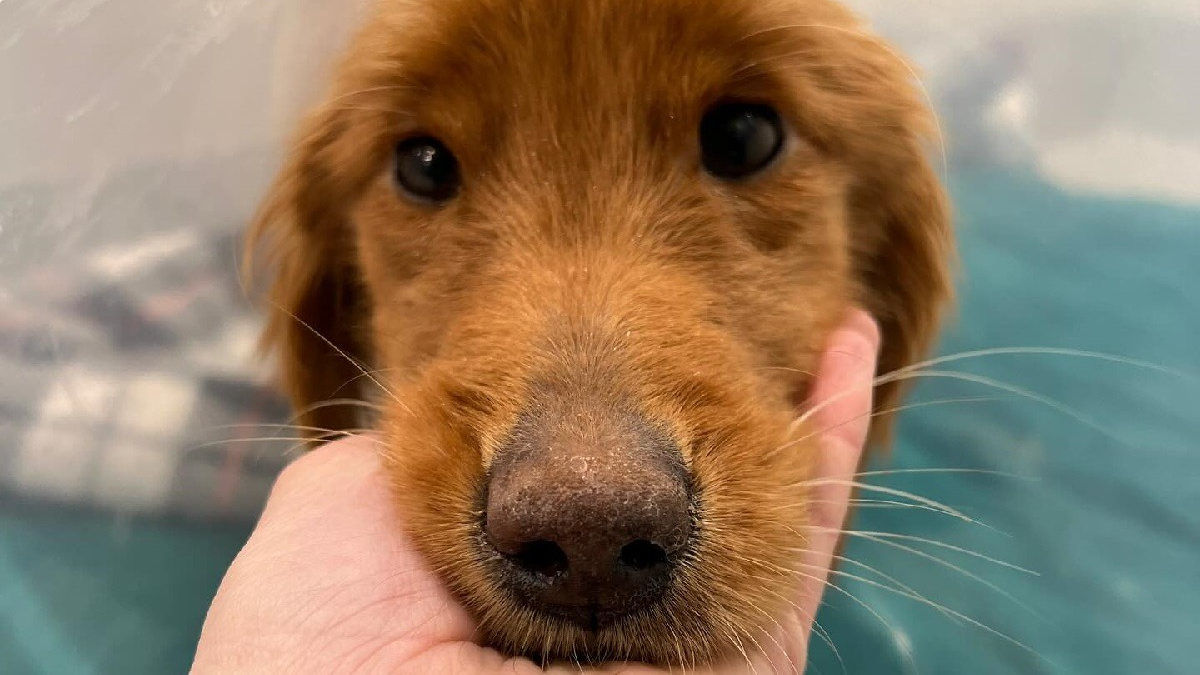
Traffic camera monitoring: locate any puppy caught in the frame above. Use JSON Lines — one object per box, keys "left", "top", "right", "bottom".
{"left": 246, "top": 0, "right": 953, "bottom": 665}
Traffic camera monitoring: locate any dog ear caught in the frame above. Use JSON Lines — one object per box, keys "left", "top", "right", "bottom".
{"left": 243, "top": 102, "right": 373, "bottom": 439}
{"left": 846, "top": 75, "right": 956, "bottom": 448}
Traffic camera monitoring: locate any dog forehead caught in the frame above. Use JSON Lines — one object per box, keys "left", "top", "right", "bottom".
{"left": 383, "top": 0, "right": 822, "bottom": 107}
{"left": 344, "top": 0, "right": 859, "bottom": 172}
{"left": 406, "top": 0, "right": 754, "bottom": 66}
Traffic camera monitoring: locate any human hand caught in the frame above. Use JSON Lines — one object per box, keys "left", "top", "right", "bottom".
{"left": 191, "top": 309, "right": 880, "bottom": 675}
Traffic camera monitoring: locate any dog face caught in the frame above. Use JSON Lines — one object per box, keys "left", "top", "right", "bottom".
{"left": 247, "top": 0, "right": 952, "bottom": 664}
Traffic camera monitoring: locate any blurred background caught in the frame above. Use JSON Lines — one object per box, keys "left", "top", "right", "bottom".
{"left": 0, "top": 0, "right": 1196, "bottom": 673}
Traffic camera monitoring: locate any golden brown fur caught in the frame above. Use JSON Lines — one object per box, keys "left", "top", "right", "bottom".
{"left": 245, "top": 0, "right": 953, "bottom": 665}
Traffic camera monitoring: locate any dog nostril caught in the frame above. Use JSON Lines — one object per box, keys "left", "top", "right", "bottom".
{"left": 619, "top": 539, "right": 668, "bottom": 571}
{"left": 512, "top": 540, "right": 569, "bottom": 579}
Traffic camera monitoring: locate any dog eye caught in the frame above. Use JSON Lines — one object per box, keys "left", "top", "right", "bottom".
{"left": 699, "top": 103, "right": 784, "bottom": 180}
{"left": 393, "top": 136, "right": 460, "bottom": 202}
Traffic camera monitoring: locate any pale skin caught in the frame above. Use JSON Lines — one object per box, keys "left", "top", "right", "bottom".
{"left": 191, "top": 309, "right": 880, "bottom": 675}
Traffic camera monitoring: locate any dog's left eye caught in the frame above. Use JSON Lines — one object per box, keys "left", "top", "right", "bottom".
{"left": 394, "top": 136, "right": 460, "bottom": 202}
{"left": 699, "top": 102, "right": 784, "bottom": 180}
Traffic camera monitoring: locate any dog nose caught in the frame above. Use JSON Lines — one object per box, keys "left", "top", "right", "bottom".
{"left": 485, "top": 404, "right": 692, "bottom": 629}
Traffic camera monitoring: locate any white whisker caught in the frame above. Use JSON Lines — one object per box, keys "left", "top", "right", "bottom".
{"left": 783, "top": 394, "right": 1002, "bottom": 448}
{"left": 828, "top": 554, "right": 959, "bottom": 624}
{"left": 791, "top": 367, "right": 1130, "bottom": 449}
{"left": 814, "top": 527, "right": 1038, "bottom": 576}
{"left": 182, "top": 434, "right": 347, "bottom": 455}
{"left": 790, "top": 567, "right": 923, "bottom": 675}
{"left": 824, "top": 567, "right": 1041, "bottom": 659}
{"left": 798, "top": 478, "right": 976, "bottom": 524}
{"left": 268, "top": 300, "right": 412, "bottom": 416}
{"left": 891, "top": 346, "right": 1196, "bottom": 382}
{"left": 837, "top": 535, "right": 1037, "bottom": 615}
{"left": 801, "top": 496, "right": 1009, "bottom": 535}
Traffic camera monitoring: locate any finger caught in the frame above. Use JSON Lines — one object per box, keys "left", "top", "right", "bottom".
{"left": 809, "top": 307, "right": 881, "bottom": 453}
{"left": 784, "top": 309, "right": 881, "bottom": 664}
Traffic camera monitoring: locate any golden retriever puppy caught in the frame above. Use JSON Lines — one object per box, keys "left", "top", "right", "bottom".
{"left": 245, "top": 0, "right": 953, "bottom": 665}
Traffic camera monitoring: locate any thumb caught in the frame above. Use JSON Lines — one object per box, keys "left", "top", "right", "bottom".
{"left": 809, "top": 308, "right": 881, "bottom": 454}
{"left": 793, "top": 309, "right": 881, "bottom": 643}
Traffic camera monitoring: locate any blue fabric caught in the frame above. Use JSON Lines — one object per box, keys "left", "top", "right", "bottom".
{"left": 0, "top": 514, "right": 248, "bottom": 674}
{"left": 810, "top": 168, "right": 1200, "bottom": 675}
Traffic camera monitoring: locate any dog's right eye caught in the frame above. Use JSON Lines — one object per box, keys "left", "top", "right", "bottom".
{"left": 394, "top": 136, "right": 460, "bottom": 202}
{"left": 699, "top": 102, "right": 784, "bottom": 180}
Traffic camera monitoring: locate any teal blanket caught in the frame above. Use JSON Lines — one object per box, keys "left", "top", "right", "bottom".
{"left": 811, "top": 168, "right": 1200, "bottom": 675}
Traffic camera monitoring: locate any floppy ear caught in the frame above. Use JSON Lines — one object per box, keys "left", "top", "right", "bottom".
{"left": 243, "top": 104, "right": 373, "bottom": 438}
{"left": 849, "top": 100, "right": 955, "bottom": 448}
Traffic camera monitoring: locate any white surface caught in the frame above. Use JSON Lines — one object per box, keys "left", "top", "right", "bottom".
{"left": 844, "top": 0, "right": 1200, "bottom": 204}
{"left": 0, "top": 0, "right": 367, "bottom": 185}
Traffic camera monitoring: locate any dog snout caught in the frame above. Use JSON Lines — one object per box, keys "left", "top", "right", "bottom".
{"left": 484, "top": 401, "right": 692, "bottom": 629}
